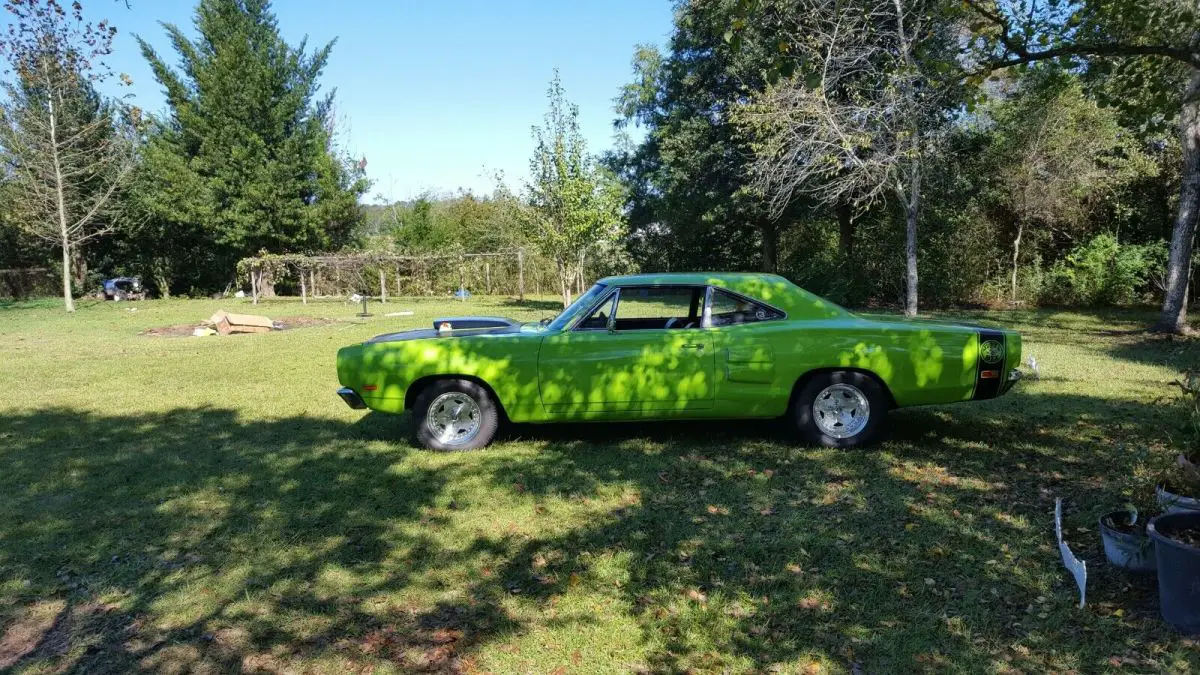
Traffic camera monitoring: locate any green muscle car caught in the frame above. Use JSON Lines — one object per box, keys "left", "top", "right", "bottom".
{"left": 336, "top": 273, "right": 1021, "bottom": 450}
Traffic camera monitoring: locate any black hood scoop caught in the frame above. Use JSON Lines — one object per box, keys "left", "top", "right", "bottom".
{"left": 366, "top": 316, "right": 524, "bottom": 344}
{"left": 430, "top": 316, "right": 520, "bottom": 330}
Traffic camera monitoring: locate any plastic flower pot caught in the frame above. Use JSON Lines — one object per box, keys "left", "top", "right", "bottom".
{"left": 1148, "top": 511, "right": 1200, "bottom": 634}
{"left": 1157, "top": 484, "right": 1200, "bottom": 514}
{"left": 1098, "top": 510, "right": 1155, "bottom": 573}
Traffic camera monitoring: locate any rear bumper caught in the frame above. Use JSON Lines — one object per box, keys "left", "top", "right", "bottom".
{"left": 337, "top": 387, "right": 367, "bottom": 410}
{"left": 1001, "top": 368, "right": 1022, "bottom": 394}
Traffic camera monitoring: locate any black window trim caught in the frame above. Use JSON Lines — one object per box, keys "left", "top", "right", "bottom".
{"left": 702, "top": 286, "right": 788, "bottom": 328}
{"left": 572, "top": 284, "right": 707, "bottom": 333}
{"left": 569, "top": 287, "right": 620, "bottom": 332}
{"left": 568, "top": 283, "right": 787, "bottom": 332}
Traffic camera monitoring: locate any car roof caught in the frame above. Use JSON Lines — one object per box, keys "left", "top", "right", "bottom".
{"left": 595, "top": 272, "right": 852, "bottom": 320}
{"left": 598, "top": 272, "right": 786, "bottom": 287}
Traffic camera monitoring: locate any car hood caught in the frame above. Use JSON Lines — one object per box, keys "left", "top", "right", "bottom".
{"left": 366, "top": 317, "right": 539, "bottom": 344}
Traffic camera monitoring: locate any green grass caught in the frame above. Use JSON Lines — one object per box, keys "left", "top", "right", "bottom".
{"left": 1, "top": 296, "right": 1199, "bottom": 673}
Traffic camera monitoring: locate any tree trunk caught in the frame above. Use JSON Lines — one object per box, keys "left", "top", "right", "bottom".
{"left": 300, "top": 270, "right": 307, "bottom": 304}
{"left": 518, "top": 249, "right": 526, "bottom": 301}
{"left": 1154, "top": 71, "right": 1200, "bottom": 334}
{"left": 760, "top": 219, "right": 778, "bottom": 273}
{"left": 59, "top": 240, "right": 73, "bottom": 312}
{"left": 259, "top": 269, "right": 275, "bottom": 298}
{"left": 836, "top": 201, "right": 856, "bottom": 256}
{"left": 48, "top": 94, "right": 73, "bottom": 312}
{"left": 556, "top": 257, "right": 570, "bottom": 308}
{"left": 903, "top": 163, "right": 921, "bottom": 318}
{"left": 379, "top": 268, "right": 387, "bottom": 303}
{"left": 576, "top": 252, "right": 586, "bottom": 297}
{"left": 1011, "top": 220, "right": 1024, "bottom": 304}
{"left": 310, "top": 268, "right": 317, "bottom": 297}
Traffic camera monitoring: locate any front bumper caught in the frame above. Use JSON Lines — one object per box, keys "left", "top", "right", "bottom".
{"left": 337, "top": 387, "right": 367, "bottom": 410}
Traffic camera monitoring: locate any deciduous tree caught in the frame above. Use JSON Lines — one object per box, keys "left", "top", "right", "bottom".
{"left": 610, "top": 1, "right": 801, "bottom": 275}
{"left": 985, "top": 74, "right": 1152, "bottom": 303}
{"left": 0, "top": 0, "right": 134, "bottom": 311}
{"left": 526, "top": 72, "right": 626, "bottom": 307}
{"left": 965, "top": 0, "right": 1200, "bottom": 332}
{"left": 737, "top": 0, "right": 964, "bottom": 316}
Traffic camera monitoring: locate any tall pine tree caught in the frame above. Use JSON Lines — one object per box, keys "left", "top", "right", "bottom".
{"left": 134, "top": 0, "right": 366, "bottom": 294}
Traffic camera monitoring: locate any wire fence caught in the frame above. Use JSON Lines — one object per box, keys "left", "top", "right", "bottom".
{"left": 235, "top": 250, "right": 563, "bottom": 304}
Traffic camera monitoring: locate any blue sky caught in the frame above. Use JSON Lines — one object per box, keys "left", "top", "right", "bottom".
{"left": 91, "top": 0, "right": 673, "bottom": 203}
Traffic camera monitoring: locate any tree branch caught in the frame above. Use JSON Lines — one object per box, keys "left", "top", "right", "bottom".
{"left": 990, "top": 42, "right": 1200, "bottom": 70}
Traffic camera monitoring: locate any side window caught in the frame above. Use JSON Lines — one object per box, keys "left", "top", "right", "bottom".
{"left": 576, "top": 291, "right": 618, "bottom": 330}
{"left": 613, "top": 287, "right": 703, "bottom": 330}
{"left": 708, "top": 289, "right": 783, "bottom": 327}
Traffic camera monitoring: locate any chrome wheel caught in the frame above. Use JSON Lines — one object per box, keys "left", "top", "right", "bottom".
{"left": 425, "top": 392, "right": 482, "bottom": 447}
{"left": 812, "top": 383, "right": 870, "bottom": 439}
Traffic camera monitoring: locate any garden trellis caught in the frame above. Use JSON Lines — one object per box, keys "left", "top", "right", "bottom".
{"left": 235, "top": 250, "right": 535, "bottom": 304}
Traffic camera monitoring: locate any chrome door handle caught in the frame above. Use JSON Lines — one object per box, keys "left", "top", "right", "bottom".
{"left": 681, "top": 343, "right": 705, "bottom": 350}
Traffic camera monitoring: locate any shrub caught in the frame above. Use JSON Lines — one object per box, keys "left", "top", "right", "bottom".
{"left": 1041, "top": 234, "right": 1164, "bottom": 306}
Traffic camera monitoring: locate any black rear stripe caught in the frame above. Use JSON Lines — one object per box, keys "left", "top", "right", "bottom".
{"left": 973, "top": 330, "right": 1007, "bottom": 400}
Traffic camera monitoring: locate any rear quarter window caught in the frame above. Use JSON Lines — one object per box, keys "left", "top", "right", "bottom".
{"left": 708, "top": 289, "right": 784, "bottom": 327}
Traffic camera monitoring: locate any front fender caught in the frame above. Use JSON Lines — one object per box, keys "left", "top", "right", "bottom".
{"left": 337, "top": 335, "right": 545, "bottom": 420}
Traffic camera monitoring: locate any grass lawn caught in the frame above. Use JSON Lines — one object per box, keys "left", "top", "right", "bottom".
{"left": 2, "top": 295, "right": 1199, "bottom": 673}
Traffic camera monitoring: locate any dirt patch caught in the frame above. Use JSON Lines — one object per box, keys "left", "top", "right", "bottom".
{"left": 278, "top": 316, "right": 339, "bottom": 331}
{"left": 0, "top": 599, "right": 67, "bottom": 669}
{"left": 139, "top": 317, "right": 339, "bottom": 338}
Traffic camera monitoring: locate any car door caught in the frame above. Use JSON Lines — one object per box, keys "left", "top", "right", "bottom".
{"left": 538, "top": 285, "right": 716, "bottom": 415}
{"left": 704, "top": 287, "right": 789, "bottom": 416}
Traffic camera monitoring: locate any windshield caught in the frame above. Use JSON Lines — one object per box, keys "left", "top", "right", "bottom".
{"left": 545, "top": 283, "right": 609, "bottom": 331}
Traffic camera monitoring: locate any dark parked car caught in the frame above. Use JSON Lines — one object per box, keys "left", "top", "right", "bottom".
{"left": 103, "top": 277, "right": 145, "bottom": 301}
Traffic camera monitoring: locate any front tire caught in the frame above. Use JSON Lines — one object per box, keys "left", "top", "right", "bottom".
{"left": 411, "top": 379, "right": 499, "bottom": 451}
{"left": 791, "top": 371, "right": 887, "bottom": 448}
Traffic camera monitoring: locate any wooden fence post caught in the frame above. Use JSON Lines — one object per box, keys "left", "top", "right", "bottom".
{"left": 379, "top": 268, "right": 387, "bottom": 303}
{"left": 300, "top": 268, "right": 307, "bottom": 304}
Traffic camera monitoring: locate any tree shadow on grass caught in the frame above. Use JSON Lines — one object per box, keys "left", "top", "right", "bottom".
{"left": 0, "top": 408, "right": 516, "bottom": 673}
{"left": 1107, "top": 334, "right": 1200, "bottom": 372}
{"left": 452, "top": 391, "right": 1189, "bottom": 672}
{"left": 1, "top": 391, "right": 1193, "bottom": 673}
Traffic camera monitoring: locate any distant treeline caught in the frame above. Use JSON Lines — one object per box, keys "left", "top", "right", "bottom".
{"left": 1, "top": 0, "right": 1196, "bottom": 330}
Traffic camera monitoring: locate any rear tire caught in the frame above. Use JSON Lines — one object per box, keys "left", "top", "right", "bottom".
{"left": 411, "top": 379, "right": 498, "bottom": 451}
{"left": 791, "top": 371, "right": 887, "bottom": 448}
